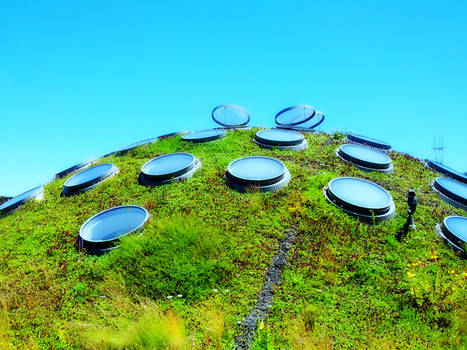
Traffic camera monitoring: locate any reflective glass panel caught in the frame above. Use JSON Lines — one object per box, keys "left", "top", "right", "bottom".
{"left": 329, "top": 177, "right": 392, "bottom": 210}
{"left": 0, "top": 186, "right": 43, "bottom": 212}
{"left": 228, "top": 156, "right": 285, "bottom": 182}
{"left": 80, "top": 206, "right": 148, "bottom": 242}
{"left": 275, "top": 105, "right": 315, "bottom": 126}
{"left": 142, "top": 153, "right": 195, "bottom": 177}
{"left": 436, "top": 178, "right": 467, "bottom": 200}
{"left": 183, "top": 129, "right": 226, "bottom": 141}
{"left": 444, "top": 216, "right": 467, "bottom": 242}
{"left": 256, "top": 129, "right": 304, "bottom": 144}
{"left": 65, "top": 163, "right": 115, "bottom": 188}
{"left": 340, "top": 144, "right": 391, "bottom": 166}
{"left": 212, "top": 105, "right": 250, "bottom": 127}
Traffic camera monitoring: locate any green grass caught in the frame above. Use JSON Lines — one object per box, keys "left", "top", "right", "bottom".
{"left": 0, "top": 129, "right": 465, "bottom": 349}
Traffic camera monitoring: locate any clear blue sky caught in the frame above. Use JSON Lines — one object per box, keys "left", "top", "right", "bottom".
{"left": 1, "top": 1, "right": 466, "bottom": 196}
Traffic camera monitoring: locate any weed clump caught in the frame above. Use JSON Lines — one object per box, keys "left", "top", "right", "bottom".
{"left": 99, "top": 215, "right": 236, "bottom": 300}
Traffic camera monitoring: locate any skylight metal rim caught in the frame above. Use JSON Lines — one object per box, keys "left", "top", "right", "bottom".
{"left": 226, "top": 156, "right": 287, "bottom": 186}
{"left": 138, "top": 159, "right": 201, "bottom": 187}
{"left": 323, "top": 186, "right": 396, "bottom": 223}
{"left": 346, "top": 133, "right": 391, "bottom": 151}
{"left": 275, "top": 105, "right": 316, "bottom": 126}
{"left": 157, "top": 130, "right": 190, "bottom": 139}
{"left": 226, "top": 167, "right": 291, "bottom": 193}
{"left": 182, "top": 129, "right": 226, "bottom": 143}
{"left": 327, "top": 177, "right": 394, "bottom": 215}
{"left": 55, "top": 159, "right": 94, "bottom": 179}
{"left": 441, "top": 216, "right": 467, "bottom": 248}
{"left": 211, "top": 104, "right": 250, "bottom": 127}
{"left": 0, "top": 186, "right": 44, "bottom": 215}
{"left": 433, "top": 177, "right": 467, "bottom": 206}
{"left": 63, "top": 163, "right": 119, "bottom": 194}
{"left": 141, "top": 153, "right": 198, "bottom": 181}
{"left": 337, "top": 144, "right": 392, "bottom": 170}
{"left": 255, "top": 129, "right": 305, "bottom": 146}
{"left": 79, "top": 205, "right": 150, "bottom": 244}
{"left": 254, "top": 139, "right": 308, "bottom": 151}
{"left": 114, "top": 137, "right": 159, "bottom": 156}
{"left": 427, "top": 160, "right": 467, "bottom": 184}
{"left": 435, "top": 223, "right": 465, "bottom": 254}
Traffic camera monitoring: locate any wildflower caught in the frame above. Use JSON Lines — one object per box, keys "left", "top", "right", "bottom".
{"left": 407, "top": 271, "right": 415, "bottom": 278}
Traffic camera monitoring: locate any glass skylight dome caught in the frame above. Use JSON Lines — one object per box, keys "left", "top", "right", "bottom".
{"left": 225, "top": 156, "right": 291, "bottom": 192}
{"left": 254, "top": 129, "right": 308, "bottom": 151}
{"left": 276, "top": 110, "right": 325, "bottom": 132}
{"left": 212, "top": 104, "right": 250, "bottom": 128}
{"left": 324, "top": 177, "right": 396, "bottom": 222}
{"left": 182, "top": 129, "right": 226, "bottom": 143}
{"left": 78, "top": 205, "right": 150, "bottom": 254}
{"left": 63, "top": 163, "right": 119, "bottom": 196}
{"left": 436, "top": 216, "right": 467, "bottom": 254}
{"left": 346, "top": 133, "right": 391, "bottom": 151}
{"left": 337, "top": 144, "right": 393, "bottom": 173}
{"left": 113, "top": 137, "right": 158, "bottom": 156}
{"left": 55, "top": 159, "right": 94, "bottom": 179}
{"left": 275, "top": 105, "right": 316, "bottom": 126}
{"left": 0, "top": 186, "right": 44, "bottom": 216}
{"left": 139, "top": 152, "right": 201, "bottom": 186}
{"left": 158, "top": 130, "right": 189, "bottom": 139}
{"left": 432, "top": 177, "right": 467, "bottom": 211}
{"left": 427, "top": 160, "right": 467, "bottom": 184}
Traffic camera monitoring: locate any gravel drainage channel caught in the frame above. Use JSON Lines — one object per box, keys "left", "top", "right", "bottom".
{"left": 234, "top": 229, "right": 297, "bottom": 349}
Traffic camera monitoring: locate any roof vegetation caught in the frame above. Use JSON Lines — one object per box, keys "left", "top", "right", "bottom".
{"left": 0, "top": 129, "right": 465, "bottom": 349}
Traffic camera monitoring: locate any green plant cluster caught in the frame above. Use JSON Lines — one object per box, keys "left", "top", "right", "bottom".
{"left": 0, "top": 129, "right": 465, "bottom": 349}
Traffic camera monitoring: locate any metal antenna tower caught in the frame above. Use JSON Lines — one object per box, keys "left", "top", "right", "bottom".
{"left": 432, "top": 135, "right": 445, "bottom": 163}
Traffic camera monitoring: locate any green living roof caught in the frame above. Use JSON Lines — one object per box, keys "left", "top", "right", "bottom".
{"left": 0, "top": 129, "right": 465, "bottom": 349}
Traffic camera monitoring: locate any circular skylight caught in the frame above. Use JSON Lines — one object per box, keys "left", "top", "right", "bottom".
{"left": 347, "top": 133, "right": 391, "bottom": 151}
{"left": 325, "top": 177, "right": 395, "bottom": 222}
{"left": 254, "top": 129, "right": 308, "bottom": 150}
{"left": 114, "top": 137, "right": 158, "bottom": 155}
{"left": 275, "top": 105, "right": 316, "bottom": 126}
{"left": 337, "top": 144, "right": 393, "bottom": 172}
{"left": 433, "top": 177, "right": 467, "bottom": 210}
{"left": 79, "top": 205, "right": 150, "bottom": 253}
{"left": 212, "top": 104, "right": 250, "bottom": 127}
{"left": 63, "top": 163, "right": 119, "bottom": 196}
{"left": 276, "top": 111, "right": 325, "bottom": 131}
{"left": 55, "top": 159, "right": 93, "bottom": 179}
{"left": 441, "top": 216, "right": 467, "bottom": 252}
{"left": 225, "top": 156, "right": 291, "bottom": 192}
{"left": 139, "top": 152, "right": 201, "bottom": 186}
{"left": 0, "top": 186, "right": 44, "bottom": 216}
{"left": 182, "top": 129, "right": 226, "bottom": 143}
{"left": 427, "top": 160, "right": 467, "bottom": 184}
{"left": 158, "top": 130, "right": 189, "bottom": 139}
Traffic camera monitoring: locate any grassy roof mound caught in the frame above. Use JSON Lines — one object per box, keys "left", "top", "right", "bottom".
{"left": 0, "top": 129, "right": 465, "bottom": 349}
